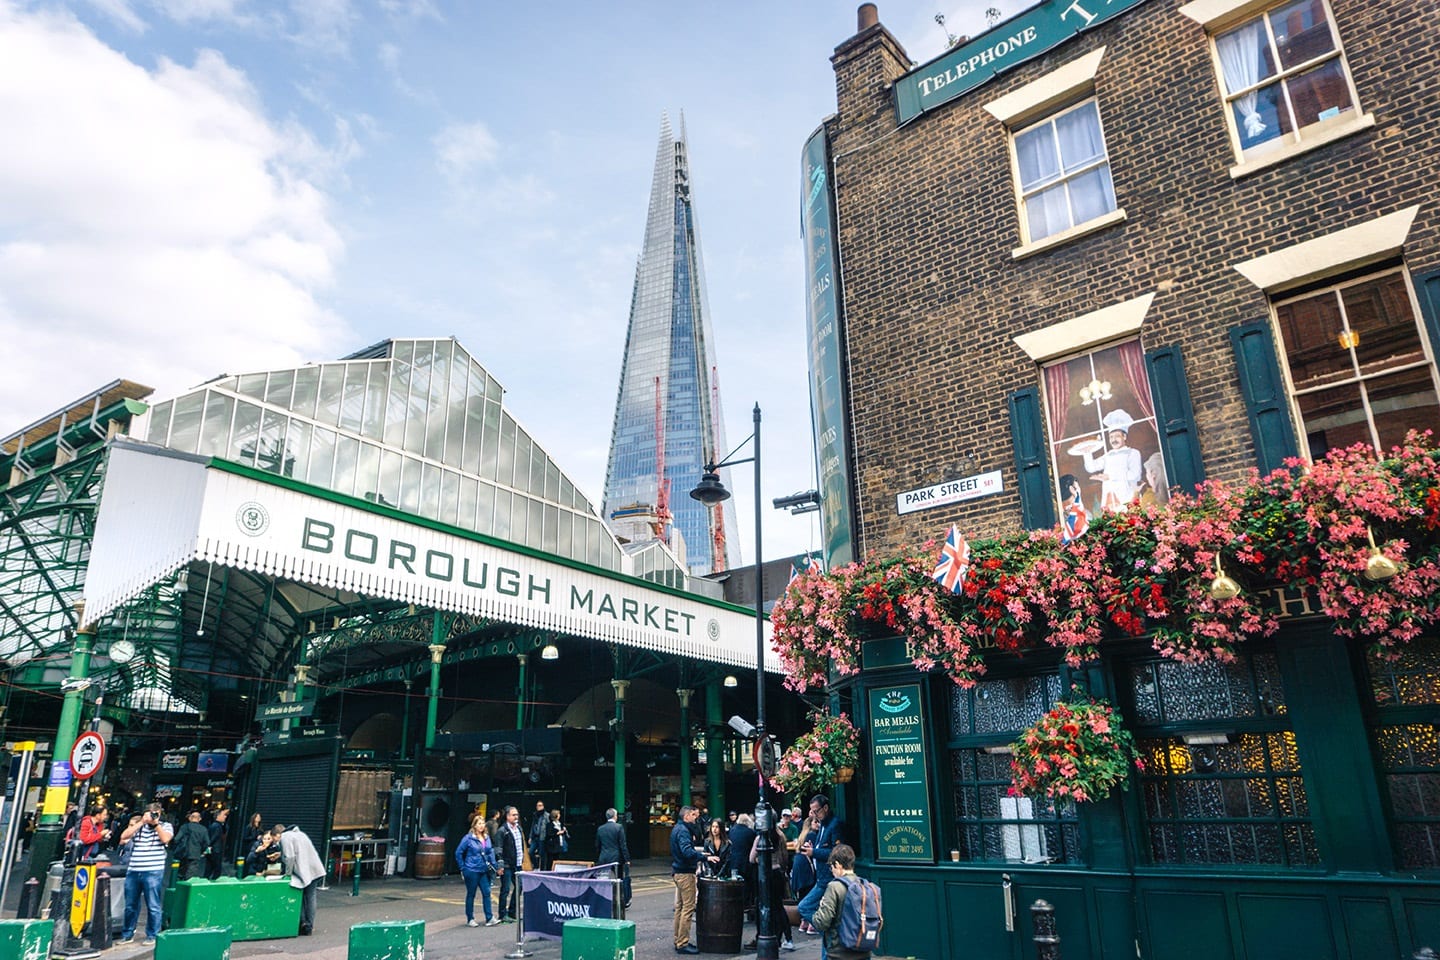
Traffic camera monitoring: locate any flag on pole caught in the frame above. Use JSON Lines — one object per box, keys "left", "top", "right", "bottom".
{"left": 805, "top": 555, "right": 823, "bottom": 577}
{"left": 932, "top": 525, "right": 970, "bottom": 594}
{"left": 788, "top": 554, "right": 824, "bottom": 587}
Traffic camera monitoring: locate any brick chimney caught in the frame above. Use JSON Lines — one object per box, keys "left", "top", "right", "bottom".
{"left": 831, "top": 4, "right": 912, "bottom": 152}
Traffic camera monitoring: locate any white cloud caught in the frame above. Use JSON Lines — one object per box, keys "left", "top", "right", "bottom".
{"left": 0, "top": 3, "right": 349, "bottom": 415}
{"left": 433, "top": 121, "right": 499, "bottom": 181}
{"left": 150, "top": 0, "right": 251, "bottom": 26}
{"left": 82, "top": 0, "right": 146, "bottom": 33}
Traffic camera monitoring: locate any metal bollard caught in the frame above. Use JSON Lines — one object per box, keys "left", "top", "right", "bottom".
{"left": 352, "top": 857, "right": 361, "bottom": 897}
{"left": 1031, "top": 899, "right": 1060, "bottom": 960}
{"left": 16, "top": 877, "right": 41, "bottom": 918}
{"left": 90, "top": 870, "right": 112, "bottom": 950}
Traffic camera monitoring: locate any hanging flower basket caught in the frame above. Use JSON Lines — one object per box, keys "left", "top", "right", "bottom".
{"left": 1008, "top": 694, "right": 1141, "bottom": 805}
{"left": 770, "top": 711, "right": 860, "bottom": 800}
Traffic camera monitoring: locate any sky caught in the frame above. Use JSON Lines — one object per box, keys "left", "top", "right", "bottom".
{"left": 0, "top": 0, "right": 1033, "bottom": 566}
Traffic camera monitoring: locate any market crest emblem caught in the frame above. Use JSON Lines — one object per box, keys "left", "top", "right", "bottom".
{"left": 235, "top": 501, "right": 271, "bottom": 537}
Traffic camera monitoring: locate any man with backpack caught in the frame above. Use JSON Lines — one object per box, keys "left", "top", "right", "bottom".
{"left": 810, "top": 843, "right": 882, "bottom": 960}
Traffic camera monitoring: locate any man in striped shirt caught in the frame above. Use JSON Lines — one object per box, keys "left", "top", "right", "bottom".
{"left": 118, "top": 803, "right": 173, "bottom": 944}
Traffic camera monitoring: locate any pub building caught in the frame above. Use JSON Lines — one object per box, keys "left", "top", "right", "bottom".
{"left": 800, "top": 2, "right": 1440, "bottom": 958}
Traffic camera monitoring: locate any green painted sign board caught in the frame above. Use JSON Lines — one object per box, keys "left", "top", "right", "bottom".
{"left": 895, "top": 0, "right": 1154, "bottom": 123}
{"left": 869, "top": 683, "right": 934, "bottom": 863}
{"left": 863, "top": 636, "right": 912, "bottom": 671}
{"left": 255, "top": 700, "right": 315, "bottom": 721}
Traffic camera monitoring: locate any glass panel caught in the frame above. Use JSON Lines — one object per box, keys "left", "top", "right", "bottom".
{"left": 1216, "top": 18, "right": 1278, "bottom": 94}
{"left": 332, "top": 435, "right": 360, "bottom": 497}
{"left": 1067, "top": 165, "right": 1115, "bottom": 226}
{"left": 265, "top": 369, "right": 294, "bottom": 407}
{"left": 542, "top": 504, "right": 559, "bottom": 553}
{"left": 1055, "top": 102, "right": 1104, "bottom": 171}
{"left": 492, "top": 490, "right": 511, "bottom": 539}
{"left": 458, "top": 476, "right": 478, "bottom": 530}
{"left": 377, "top": 449, "right": 402, "bottom": 508}
{"left": 461, "top": 374, "right": 484, "bottom": 476}
{"left": 398, "top": 456, "right": 421, "bottom": 514}
{"left": 286, "top": 419, "right": 310, "bottom": 481}
{"left": 228, "top": 402, "right": 262, "bottom": 466}
{"left": 362, "top": 363, "right": 388, "bottom": 441}
{"left": 355, "top": 441, "right": 380, "bottom": 502}
{"left": 951, "top": 749, "right": 1081, "bottom": 863}
{"left": 557, "top": 510, "right": 573, "bottom": 557}
{"left": 1269, "top": 0, "right": 1336, "bottom": 69}
{"left": 425, "top": 340, "right": 451, "bottom": 460}
{"left": 197, "top": 392, "right": 233, "bottom": 457}
{"left": 476, "top": 482, "right": 496, "bottom": 536}
{"left": 291, "top": 366, "right": 319, "bottom": 419}
{"left": 420, "top": 462, "right": 441, "bottom": 520}
{"left": 480, "top": 400, "right": 501, "bottom": 480}
{"left": 384, "top": 352, "right": 410, "bottom": 448}
{"left": 1025, "top": 182, "right": 1070, "bottom": 241}
{"left": 339, "top": 364, "right": 366, "bottom": 434}
{"left": 1015, "top": 122, "right": 1060, "bottom": 191}
{"left": 514, "top": 434, "right": 534, "bottom": 492}
{"left": 308, "top": 427, "right": 336, "bottom": 488}
{"left": 586, "top": 517, "right": 602, "bottom": 566}
{"left": 440, "top": 469, "right": 460, "bottom": 526}
{"left": 445, "top": 351, "right": 467, "bottom": 467}
{"left": 147, "top": 400, "right": 174, "bottom": 444}
{"left": 1369, "top": 642, "right": 1440, "bottom": 707}
{"left": 256, "top": 410, "right": 287, "bottom": 474}
{"left": 497, "top": 415, "right": 516, "bottom": 489}
{"left": 1286, "top": 58, "right": 1353, "bottom": 128}
{"left": 1343, "top": 274, "right": 1427, "bottom": 374}
{"left": 236, "top": 372, "right": 267, "bottom": 400}
{"left": 1369, "top": 367, "right": 1440, "bottom": 452}
{"left": 1236, "top": 80, "right": 1292, "bottom": 153}
{"left": 316, "top": 364, "right": 345, "bottom": 427}
{"left": 404, "top": 344, "right": 432, "bottom": 455}
{"left": 1295, "top": 380, "right": 1370, "bottom": 454}
{"left": 1275, "top": 292, "right": 1349, "bottom": 389}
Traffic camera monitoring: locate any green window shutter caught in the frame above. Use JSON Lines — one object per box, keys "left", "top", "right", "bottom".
{"left": 1007, "top": 386, "right": 1056, "bottom": 530}
{"left": 1144, "top": 345, "right": 1205, "bottom": 494}
{"left": 1228, "top": 321, "right": 1299, "bottom": 474}
{"left": 1416, "top": 268, "right": 1440, "bottom": 359}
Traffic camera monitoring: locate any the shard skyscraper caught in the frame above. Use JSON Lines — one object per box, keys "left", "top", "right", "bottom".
{"left": 602, "top": 115, "right": 738, "bottom": 576}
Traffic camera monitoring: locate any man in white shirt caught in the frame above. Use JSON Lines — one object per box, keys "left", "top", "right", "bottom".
{"left": 275, "top": 824, "right": 326, "bottom": 935}
{"left": 496, "top": 806, "right": 526, "bottom": 922}
{"left": 118, "top": 803, "right": 173, "bottom": 944}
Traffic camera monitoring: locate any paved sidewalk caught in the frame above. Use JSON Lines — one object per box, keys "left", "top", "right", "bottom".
{"left": 7, "top": 857, "right": 843, "bottom": 960}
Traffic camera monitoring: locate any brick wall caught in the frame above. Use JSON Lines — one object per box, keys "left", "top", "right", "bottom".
{"left": 822, "top": 0, "right": 1440, "bottom": 559}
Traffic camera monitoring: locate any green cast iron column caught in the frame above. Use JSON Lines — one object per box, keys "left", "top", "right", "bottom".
{"left": 425, "top": 612, "right": 446, "bottom": 750}
{"left": 612, "top": 679, "right": 630, "bottom": 813}
{"left": 398, "top": 679, "right": 412, "bottom": 760}
{"left": 706, "top": 679, "right": 724, "bottom": 817}
{"left": 28, "top": 616, "right": 95, "bottom": 882}
{"left": 677, "top": 688, "right": 693, "bottom": 806}
{"left": 515, "top": 653, "right": 528, "bottom": 730}
{"left": 291, "top": 662, "right": 310, "bottom": 731}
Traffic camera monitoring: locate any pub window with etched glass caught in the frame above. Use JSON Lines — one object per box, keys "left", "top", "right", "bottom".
{"left": 1042, "top": 339, "right": 1168, "bottom": 539}
{"left": 1364, "top": 636, "right": 1440, "bottom": 871}
{"left": 1271, "top": 269, "right": 1440, "bottom": 460}
{"left": 1009, "top": 98, "right": 1117, "bottom": 245}
{"left": 949, "top": 673, "right": 1081, "bottom": 864}
{"left": 1210, "top": 0, "right": 1363, "bottom": 161}
{"left": 1125, "top": 653, "right": 1321, "bottom": 867}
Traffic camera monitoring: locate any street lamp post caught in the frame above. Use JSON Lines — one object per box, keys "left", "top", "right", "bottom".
{"left": 690, "top": 403, "right": 777, "bottom": 960}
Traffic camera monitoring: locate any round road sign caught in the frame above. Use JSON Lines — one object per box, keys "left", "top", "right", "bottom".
{"left": 70, "top": 730, "right": 106, "bottom": 781}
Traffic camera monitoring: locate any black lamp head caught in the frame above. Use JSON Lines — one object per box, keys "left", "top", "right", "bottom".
{"left": 689, "top": 470, "right": 731, "bottom": 505}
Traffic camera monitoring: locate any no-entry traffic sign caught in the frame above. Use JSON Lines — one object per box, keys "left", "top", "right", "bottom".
{"left": 70, "top": 731, "right": 106, "bottom": 781}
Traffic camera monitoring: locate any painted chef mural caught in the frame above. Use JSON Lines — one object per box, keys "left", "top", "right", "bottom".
{"left": 1044, "top": 340, "right": 1169, "bottom": 538}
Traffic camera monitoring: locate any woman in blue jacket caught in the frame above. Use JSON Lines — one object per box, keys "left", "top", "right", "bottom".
{"left": 455, "top": 818, "right": 500, "bottom": 926}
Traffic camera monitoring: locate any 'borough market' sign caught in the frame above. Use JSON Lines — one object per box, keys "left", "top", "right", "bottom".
{"left": 869, "top": 683, "right": 934, "bottom": 863}
{"left": 895, "top": 0, "right": 1154, "bottom": 123}
{"left": 82, "top": 441, "right": 776, "bottom": 672}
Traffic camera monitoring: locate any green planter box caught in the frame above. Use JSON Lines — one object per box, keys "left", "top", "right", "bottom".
{"left": 0, "top": 918, "right": 52, "bottom": 960}
{"left": 155, "top": 925, "right": 232, "bottom": 960}
{"left": 170, "top": 876, "right": 301, "bottom": 940}
{"left": 561, "top": 917, "right": 636, "bottom": 960}
{"left": 349, "top": 919, "right": 425, "bottom": 960}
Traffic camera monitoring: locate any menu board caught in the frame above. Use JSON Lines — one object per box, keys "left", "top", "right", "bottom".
{"left": 868, "top": 683, "right": 934, "bottom": 863}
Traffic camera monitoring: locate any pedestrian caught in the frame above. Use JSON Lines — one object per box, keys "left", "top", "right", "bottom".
{"left": 496, "top": 805, "right": 526, "bottom": 922}
{"left": 790, "top": 813, "right": 817, "bottom": 915}
{"left": 796, "top": 794, "right": 843, "bottom": 942}
{"left": 810, "top": 844, "right": 872, "bottom": 960}
{"left": 21, "top": 811, "right": 35, "bottom": 853}
{"left": 118, "top": 803, "right": 174, "bottom": 945}
{"left": 671, "top": 805, "right": 719, "bottom": 955}
{"left": 173, "top": 809, "right": 209, "bottom": 880}
{"left": 239, "top": 813, "right": 264, "bottom": 877}
{"left": 61, "top": 801, "right": 79, "bottom": 839}
{"left": 595, "top": 807, "right": 631, "bottom": 908}
{"left": 77, "top": 803, "right": 112, "bottom": 859}
{"left": 456, "top": 817, "right": 500, "bottom": 927}
{"left": 275, "top": 823, "right": 325, "bottom": 936}
{"left": 244, "top": 830, "right": 281, "bottom": 877}
{"left": 206, "top": 808, "right": 229, "bottom": 878}
{"left": 700, "top": 818, "right": 729, "bottom": 879}
{"left": 729, "top": 812, "right": 757, "bottom": 901}
{"left": 529, "top": 800, "right": 551, "bottom": 871}
{"left": 749, "top": 814, "right": 797, "bottom": 951}
{"left": 548, "top": 809, "right": 569, "bottom": 860}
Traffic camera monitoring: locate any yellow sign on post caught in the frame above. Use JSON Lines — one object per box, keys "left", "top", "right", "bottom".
{"left": 70, "top": 863, "right": 96, "bottom": 938}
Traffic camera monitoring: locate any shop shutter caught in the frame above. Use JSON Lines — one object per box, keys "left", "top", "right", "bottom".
{"left": 1144, "top": 345, "right": 1205, "bottom": 494}
{"left": 1416, "top": 268, "right": 1440, "bottom": 360}
{"left": 1007, "top": 385, "right": 1056, "bottom": 530}
{"left": 1228, "top": 321, "right": 1298, "bottom": 475}
{"left": 253, "top": 752, "right": 335, "bottom": 848}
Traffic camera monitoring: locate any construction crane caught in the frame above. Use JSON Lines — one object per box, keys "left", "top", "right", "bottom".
{"left": 709, "top": 366, "right": 727, "bottom": 573}
{"left": 653, "top": 376, "right": 672, "bottom": 544}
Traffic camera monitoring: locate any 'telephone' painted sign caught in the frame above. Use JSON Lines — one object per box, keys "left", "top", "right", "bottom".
{"left": 896, "top": 470, "right": 1004, "bottom": 515}
{"left": 869, "top": 683, "right": 934, "bottom": 863}
{"left": 895, "top": 0, "right": 1153, "bottom": 123}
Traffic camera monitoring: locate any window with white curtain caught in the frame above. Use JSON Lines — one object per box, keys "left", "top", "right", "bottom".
{"left": 1211, "top": 0, "right": 1359, "bottom": 160}
{"left": 1011, "top": 98, "right": 1117, "bottom": 244}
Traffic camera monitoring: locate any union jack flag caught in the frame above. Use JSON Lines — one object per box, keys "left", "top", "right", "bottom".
{"left": 932, "top": 525, "right": 970, "bottom": 594}
{"left": 787, "top": 554, "right": 824, "bottom": 587}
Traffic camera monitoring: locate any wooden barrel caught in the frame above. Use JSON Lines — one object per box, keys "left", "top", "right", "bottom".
{"left": 414, "top": 839, "right": 446, "bottom": 879}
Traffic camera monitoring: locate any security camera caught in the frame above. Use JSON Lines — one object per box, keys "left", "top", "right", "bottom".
{"left": 728, "top": 715, "right": 757, "bottom": 739}
{"left": 60, "top": 677, "right": 96, "bottom": 693}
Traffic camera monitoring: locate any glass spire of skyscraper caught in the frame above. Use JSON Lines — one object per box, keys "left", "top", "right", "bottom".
{"left": 602, "top": 115, "right": 738, "bottom": 576}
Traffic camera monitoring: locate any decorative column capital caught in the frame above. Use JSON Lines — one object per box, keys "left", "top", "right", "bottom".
{"left": 676, "top": 688, "right": 693, "bottom": 708}
{"left": 428, "top": 644, "right": 446, "bottom": 665}
{"left": 293, "top": 663, "right": 311, "bottom": 684}
{"left": 611, "top": 679, "right": 631, "bottom": 702}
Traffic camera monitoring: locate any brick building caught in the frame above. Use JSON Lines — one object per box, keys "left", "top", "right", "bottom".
{"left": 803, "top": 1, "right": 1440, "bottom": 957}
